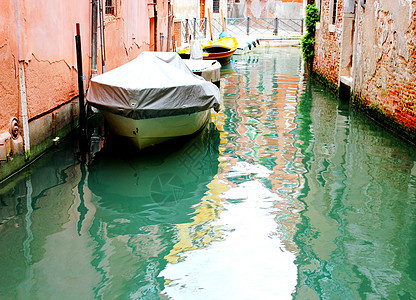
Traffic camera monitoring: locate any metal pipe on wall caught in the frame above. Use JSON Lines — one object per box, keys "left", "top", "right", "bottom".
{"left": 167, "top": 1, "right": 172, "bottom": 51}
{"left": 13, "top": 0, "right": 30, "bottom": 158}
{"left": 99, "top": 0, "right": 106, "bottom": 73}
{"left": 153, "top": 0, "right": 158, "bottom": 51}
{"left": 91, "top": 0, "right": 98, "bottom": 76}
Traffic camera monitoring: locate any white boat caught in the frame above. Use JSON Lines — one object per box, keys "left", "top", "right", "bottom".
{"left": 182, "top": 59, "right": 221, "bottom": 87}
{"left": 86, "top": 52, "right": 221, "bottom": 149}
{"left": 234, "top": 36, "right": 260, "bottom": 55}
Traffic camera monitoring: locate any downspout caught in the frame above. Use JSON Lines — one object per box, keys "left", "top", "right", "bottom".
{"left": 99, "top": 0, "right": 106, "bottom": 73}
{"left": 167, "top": 1, "right": 171, "bottom": 51}
{"left": 14, "top": 0, "right": 30, "bottom": 159}
{"left": 18, "top": 62, "right": 30, "bottom": 159}
{"left": 154, "top": 0, "right": 158, "bottom": 51}
{"left": 91, "top": 0, "right": 98, "bottom": 76}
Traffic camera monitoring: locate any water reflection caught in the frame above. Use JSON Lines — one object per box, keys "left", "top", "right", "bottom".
{"left": 89, "top": 123, "right": 220, "bottom": 229}
{"left": 293, "top": 82, "right": 416, "bottom": 299}
{"left": 1, "top": 47, "right": 416, "bottom": 299}
{"left": 0, "top": 123, "right": 221, "bottom": 299}
{"left": 161, "top": 48, "right": 305, "bottom": 299}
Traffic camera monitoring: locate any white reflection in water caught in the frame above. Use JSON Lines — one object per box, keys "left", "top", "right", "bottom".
{"left": 161, "top": 179, "right": 297, "bottom": 300}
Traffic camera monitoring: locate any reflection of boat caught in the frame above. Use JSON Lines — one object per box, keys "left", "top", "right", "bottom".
{"left": 88, "top": 124, "right": 221, "bottom": 233}
{"left": 178, "top": 37, "right": 238, "bottom": 65}
{"left": 86, "top": 52, "right": 221, "bottom": 149}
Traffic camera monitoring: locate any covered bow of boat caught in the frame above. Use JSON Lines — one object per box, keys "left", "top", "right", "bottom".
{"left": 86, "top": 52, "right": 221, "bottom": 120}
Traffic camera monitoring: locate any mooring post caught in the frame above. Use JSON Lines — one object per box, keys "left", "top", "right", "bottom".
{"left": 274, "top": 18, "right": 279, "bottom": 36}
{"left": 75, "top": 23, "right": 87, "bottom": 140}
{"left": 301, "top": 19, "right": 304, "bottom": 35}
{"left": 185, "top": 19, "right": 189, "bottom": 43}
{"left": 193, "top": 18, "right": 197, "bottom": 40}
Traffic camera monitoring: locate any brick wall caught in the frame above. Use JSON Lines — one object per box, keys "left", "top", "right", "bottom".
{"left": 313, "top": 0, "right": 344, "bottom": 84}
{"left": 353, "top": 0, "right": 416, "bottom": 136}
{"left": 174, "top": 21, "right": 182, "bottom": 49}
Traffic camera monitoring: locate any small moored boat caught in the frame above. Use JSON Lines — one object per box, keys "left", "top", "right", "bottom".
{"left": 182, "top": 59, "right": 221, "bottom": 87}
{"left": 234, "top": 36, "right": 260, "bottom": 55}
{"left": 178, "top": 37, "right": 238, "bottom": 65}
{"left": 86, "top": 52, "right": 221, "bottom": 150}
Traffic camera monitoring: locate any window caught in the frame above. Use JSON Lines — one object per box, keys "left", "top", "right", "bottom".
{"left": 105, "top": 0, "right": 116, "bottom": 15}
{"left": 213, "top": 0, "right": 219, "bottom": 13}
{"left": 331, "top": 0, "right": 338, "bottom": 24}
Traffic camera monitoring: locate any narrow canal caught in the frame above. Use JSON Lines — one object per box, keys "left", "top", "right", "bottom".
{"left": 1, "top": 47, "right": 416, "bottom": 299}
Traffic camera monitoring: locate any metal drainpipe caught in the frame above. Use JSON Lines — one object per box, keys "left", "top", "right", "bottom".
{"left": 14, "top": 0, "right": 30, "bottom": 158}
{"left": 91, "top": 0, "right": 98, "bottom": 76}
{"left": 99, "top": 0, "right": 106, "bottom": 73}
{"left": 154, "top": 0, "right": 158, "bottom": 51}
{"left": 18, "top": 62, "right": 30, "bottom": 159}
{"left": 167, "top": 1, "right": 171, "bottom": 51}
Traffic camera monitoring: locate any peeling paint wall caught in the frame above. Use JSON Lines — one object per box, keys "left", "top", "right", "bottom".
{"left": 0, "top": 0, "right": 172, "bottom": 180}
{"left": 313, "top": 0, "right": 416, "bottom": 139}
{"left": 173, "top": 0, "right": 200, "bottom": 20}
{"left": 352, "top": 0, "right": 416, "bottom": 133}
{"left": 228, "top": 0, "right": 303, "bottom": 19}
{"left": 174, "top": 0, "right": 227, "bottom": 20}
{"left": 0, "top": 0, "right": 24, "bottom": 133}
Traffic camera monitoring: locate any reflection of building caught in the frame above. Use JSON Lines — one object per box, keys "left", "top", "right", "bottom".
{"left": 219, "top": 48, "right": 306, "bottom": 252}
{"left": 0, "top": 146, "right": 99, "bottom": 298}
{"left": 293, "top": 81, "right": 416, "bottom": 298}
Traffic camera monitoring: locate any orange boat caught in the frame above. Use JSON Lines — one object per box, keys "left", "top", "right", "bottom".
{"left": 178, "top": 37, "right": 238, "bottom": 65}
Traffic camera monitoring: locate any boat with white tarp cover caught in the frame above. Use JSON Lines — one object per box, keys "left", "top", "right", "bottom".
{"left": 86, "top": 51, "right": 221, "bottom": 149}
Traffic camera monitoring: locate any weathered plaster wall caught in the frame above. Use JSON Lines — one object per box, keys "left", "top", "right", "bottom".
{"left": 340, "top": 13, "right": 354, "bottom": 77}
{"left": 274, "top": 0, "right": 304, "bottom": 19}
{"left": 0, "top": 0, "right": 171, "bottom": 180}
{"left": 0, "top": 1, "right": 22, "bottom": 133}
{"left": 173, "top": 0, "right": 199, "bottom": 20}
{"left": 313, "top": 0, "right": 344, "bottom": 84}
{"left": 103, "top": 0, "right": 152, "bottom": 70}
{"left": 229, "top": 0, "right": 303, "bottom": 19}
{"left": 352, "top": 0, "right": 416, "bottom": 134}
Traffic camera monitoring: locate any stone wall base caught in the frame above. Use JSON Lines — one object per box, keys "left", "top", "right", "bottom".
{"left": 0, "top": 99, "right": 79, "bottom": 182}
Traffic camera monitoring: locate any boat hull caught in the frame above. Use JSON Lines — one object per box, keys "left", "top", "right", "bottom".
{"left": 101, "top": 109, "right": 211, "bottom": 150}
{"left": 203, "top": 48, "right": 236, "bottom": 65}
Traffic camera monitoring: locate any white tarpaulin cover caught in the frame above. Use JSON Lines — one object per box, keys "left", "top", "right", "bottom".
{"left": 86, "top": 52, "right": 220, "bottom": 119}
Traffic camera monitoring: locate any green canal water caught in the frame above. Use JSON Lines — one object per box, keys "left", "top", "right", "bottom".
{"left": 1, "top": 47, "right": 416, "bottom": 299}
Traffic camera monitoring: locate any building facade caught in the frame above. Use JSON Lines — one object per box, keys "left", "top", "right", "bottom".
{"left": 313, "top": 0, "right": 416, "bottom": 140}
{"left": 0, "top": 0, "right": 173, "bottom": 180}
{"left": 228, "top": 0, "right": 304, "bottom": 19}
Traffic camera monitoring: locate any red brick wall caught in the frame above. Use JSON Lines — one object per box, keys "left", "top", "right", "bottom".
{"left": 353, "top": 1, "right": 416, "bottom": 135}
{"left": 313, "top": 0, "right": 344, "bottom": 84}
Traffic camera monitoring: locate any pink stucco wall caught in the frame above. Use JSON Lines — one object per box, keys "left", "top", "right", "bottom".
{"left": 0, "top": 0, "right": 171, "bottom": 132}
{"left": 0, "top": 0, "right": 172, "bottom": 178}
{"left": 0, "top": 0, "right": 24, "bottom": 132}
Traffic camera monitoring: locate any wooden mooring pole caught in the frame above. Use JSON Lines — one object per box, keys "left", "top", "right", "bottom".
{"left": 75, "top": 23, "right": 87, "bottom": 140}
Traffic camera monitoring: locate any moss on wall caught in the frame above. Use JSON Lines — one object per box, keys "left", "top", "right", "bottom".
{"left": 352, "top": 94, "right": 416, "bottom": 144}
{"left": 311, "top": 70, "right": 339, "bottom": 95}
{"left": 310, "top": 69, "right": 416, "bottom": 144}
